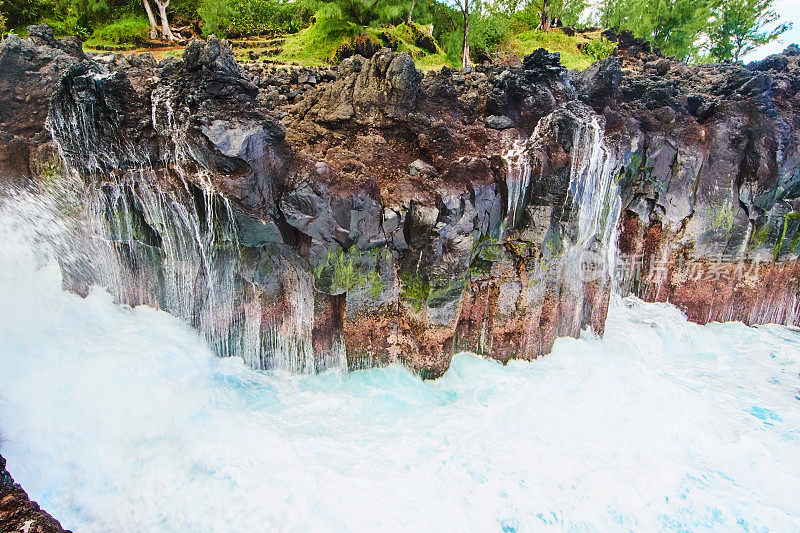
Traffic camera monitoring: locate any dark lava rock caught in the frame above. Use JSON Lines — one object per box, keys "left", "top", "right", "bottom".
{"left": 749, "top": 54, "right": 789, "bottom": 72}
{"left": 0, "top": 28, "right": 85, "bottom": 182}
{"left": 484, "top": 114, "right": 515, "bottom": 129}
{"left": 573, "top": 56, "right": 621, "bottom": 106}
{"left": 409, "top": 158, "right": 438, "bottom": 177}
{"left": 522, "top": 48, "right": 564, "bottom": 74}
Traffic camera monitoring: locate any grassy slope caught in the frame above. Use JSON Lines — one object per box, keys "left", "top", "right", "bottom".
{"left": 365, "top": 25, "right": 449, "bottom": 70}
{"left": 273, "top": 21, "right": 448, "bottom": 69}
{"left": 275, "top": 22, "right": 610, "bottom": 71}
{"left": 275, "top": 18, "right": 360, "bottom": 66}
{"left": 503, "top": 28, "right": 606, "bottom": 70}
{"left": 28, "top": 15, "right": 610, "bottom": 71}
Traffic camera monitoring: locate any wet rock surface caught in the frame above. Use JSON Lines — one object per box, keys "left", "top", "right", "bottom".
{"left": 579, "top": 32, "right": 800, "bottom": 323}
{"left": 1, "top": 454, "right": 70, "bottom": 532}
{"left": 1, "top": 26, "right": 800, "bottom": 383}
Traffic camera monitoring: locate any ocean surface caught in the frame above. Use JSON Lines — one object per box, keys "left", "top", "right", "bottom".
{"left": 1, "top": 205, "right": 800, "bottom": 532}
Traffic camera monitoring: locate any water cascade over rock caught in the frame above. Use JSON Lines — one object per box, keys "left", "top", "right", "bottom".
{"left": 2, "top": 27, "right": 800, "bottom": 378}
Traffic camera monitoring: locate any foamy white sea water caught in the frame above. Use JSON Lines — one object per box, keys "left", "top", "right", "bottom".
{"left": 1, "top": 210, "right": 800, "bottom": 532}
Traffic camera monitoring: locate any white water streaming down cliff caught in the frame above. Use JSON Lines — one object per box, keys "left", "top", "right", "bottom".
{"left": 568, "top": 115, "right": 622, "bottom": 251}
{"left": 501, "top": 139, "right": 532, "bottom": 233}
{"left": 501, "top": 105, "right": 622, "bottom": 285}
{"left": 566, "top": 112, "right": 623, "bottom": 284}
{"left": 86, "top": 173, "right": 246, "bottom": 360}
{"left": 2, "top": 200, "right": 800, "bottom": 531}
{"left": 49, "top": 168, "right": 330, "bottom": 374}
{"left": 41, "top": 73, "right": 334, "bottom": 374}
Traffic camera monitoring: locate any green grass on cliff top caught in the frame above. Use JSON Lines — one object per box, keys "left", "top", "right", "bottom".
{"left": 275, "top": 20, "right": 449, "bottom": 69}
{"left": 275, "top": 21, "right": 608, "bottom": 71}
{"left": 504, "top": 28, "right": 608, "bottom": 70}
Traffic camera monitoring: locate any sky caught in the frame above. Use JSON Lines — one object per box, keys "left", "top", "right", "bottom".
{"left": 742, "top": 0, "right": 800, "bottom": 61}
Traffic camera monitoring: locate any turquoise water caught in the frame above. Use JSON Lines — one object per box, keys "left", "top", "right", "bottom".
{"left": 1, "top": 217, "right": 800, "bottom": 531}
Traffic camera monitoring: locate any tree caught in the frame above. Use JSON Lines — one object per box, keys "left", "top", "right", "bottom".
{"left": 153, "top": 0, "right": 177, "bottom": 40}
{"left": 307, "top": 0, "right": 411, "bottom": 27}
{"left": 455, "top": 0, "right": 470, "bottom": 67}
{"left": 709, "top": 0, "right": 791, "bottom": 61}
{"left": 524, "top": 0, "right": 587, "bottom": 31}
{"left": 0, "top": 2, "right": 6, "bottom": 40}
{"left": 597, "top": 0, "right": 712, "bottom": 60}
{"left": 143, "top": 0, "right": 159, "bottom": 39}
{"left": 599, "top": 0, "right": 630, "bottom": 30}
{"left": 143, "top": 0, "right": 177, "bottom": 40}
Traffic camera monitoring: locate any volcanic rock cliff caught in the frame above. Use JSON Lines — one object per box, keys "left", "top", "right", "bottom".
{"left": 2, "top": 25, "right": 799, "bottom": 379}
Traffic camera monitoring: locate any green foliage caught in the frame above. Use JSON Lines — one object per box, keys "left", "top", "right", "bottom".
{"left": 746, "top": 222, "right": 770, "bottom": 251}
{"left": 400, "top": 271, "right": 430, "bottom": 310}
{"left": 512, "top": 0, "right": 587, "bottom": 29}
{"left": 0, "top": 1, "right": 7, "bottom": 35}
{"left": 702, "top": 201, "right": 736, "bottom": 241}
{"left": 199, "top": 0, "right": 312, "bottom": 37}
{"left": 427, "top": 0, "right": 458, "bottom": 43}
{"left": 774, "top": 212, "right": 800, "bottom": 259}
{"left": 708, "top": 0, "right": 791, "bottom": 61}
{"left": 472, "top": 234, "right": 505, "bottom": 262}
{"left": 304, "top": 0, "right": 410, "bottom": 27}
{"left": 47, "top": 0, "right": 111, "bottom": 38}
{"left": 4, "top": 0, "right": 127, "bottom": 39}
{"left": 278, "top": 8, "right": 361, "bottom": 64}
{"left": 170, "top": 0, "right": 202, "bottom": 21}
{"left": 366, "top": 22, "right": 446, "bottom": 60}
{"left": 330, "top": 248, "right": 365, "bottom": 291}
{"left": 441, "top": 11, "right": 512, "bottom": 64}
{"left": 367, "top": 271, "right": 385, "bottom": 299}
{"left": 583, "top": 37, "right": 616, "bottom": 60}
{"left": 197, "top": 0, "right": 235, "bottom": 36}
{"left": 3, "top": 0, "right": 51, "bottom": 28}
{"left": 280, "top": 15, "right": 449, "bottom": 65}
{"left": 86, "top": 15, "right": 149, "bottom": 45}
{"left": 314, "top": 247, "right": 385, "bottom": 298}
{"left": 507, "top": 27, "right": 604, "bottom": 69}
{"left": 467, "top": 12, "right": 511, "bottom": 61}
{"left": 598, "top": 0, "right": 712, "bottom": 60}
{"left": 598, "top": 0, "right": 786, "bottom": 62}
{"left": 4, "top": 0, "right": 792, "bottom": 68}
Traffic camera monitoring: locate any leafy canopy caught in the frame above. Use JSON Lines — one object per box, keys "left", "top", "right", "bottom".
{"left": 600, "top": 0, "right": 713, "bottom": 60}
{"left": 709, "top": 0, "right": 791, "bottom": 60}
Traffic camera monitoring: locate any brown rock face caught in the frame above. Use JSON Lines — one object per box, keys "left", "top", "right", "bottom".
{"left": 1, "top": 454, "right": 70, "bottom": 533}
{"left": 579, "top": 34, "right": 800, "bottom": 330}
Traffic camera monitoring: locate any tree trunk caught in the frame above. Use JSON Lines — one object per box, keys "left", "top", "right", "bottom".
{"left": 461, "top": 0, "right": 471, "bottom": 68}
{"left": 408, "top": 0, "right": 415, "bottom": 24}
{"left": 538, "top": 0, "right": 551, "bottom": 31}
{"left": 154, "top": 0, "right": 178, "bottom": 41}
{"left": 734, "top": 33, "right": 744, "bottom": 61}
{"left": 142, "top": 0, "right": 159, "bottom": 40}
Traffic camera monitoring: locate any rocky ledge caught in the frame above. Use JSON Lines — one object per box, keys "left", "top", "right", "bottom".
{"left": 1, "top": 454, "right": 69, "bottom": 532}
{"left": 1, "top": 25, "right": 799, "bottom": 379}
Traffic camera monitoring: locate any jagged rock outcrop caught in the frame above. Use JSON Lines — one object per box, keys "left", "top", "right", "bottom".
{"left": 2, "top": 26, "right": 799, "bottom": 380}
{"left": 0, "top": 26, "right": 85, "bottom": 183}
{"left": 576, "top": 32, "right": 800, "bottom": 324}
{"left": 1, "top": 454, "right": 70, "bottom": 532}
